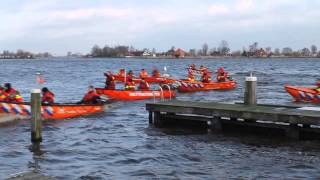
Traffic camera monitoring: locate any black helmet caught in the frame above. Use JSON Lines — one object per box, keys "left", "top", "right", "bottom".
{"left": 42, "top": 87, "right": 49, "bottom": 92}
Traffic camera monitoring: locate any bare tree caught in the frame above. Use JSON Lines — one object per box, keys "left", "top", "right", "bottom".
{"left": 202, "top": 43, "right": 209, "bottom": 56}
{"left": 218, "top": 40, "right": 230, "bottom": 55}
{"left": 282, "top": 47, "right": 293, "bottom": 56}
{"left": 311, "top": 45, "right": 317, "bottom": 55}
{"left": 274, "top": 48, "right": 280, "bottom": 56}
{"left": 249, "top": 42, "right": 258, "bottom": 54}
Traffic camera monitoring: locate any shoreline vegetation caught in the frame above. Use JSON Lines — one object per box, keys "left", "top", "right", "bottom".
{"left": 1, "top": 41, "right": 320, "bottom": 59}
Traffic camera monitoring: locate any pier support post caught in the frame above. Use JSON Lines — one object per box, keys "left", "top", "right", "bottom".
{"left": 208, "top": 116, "right": 222, "bottom": 132}
{"left": 285, "top": 124, "right": 300, "bottom": 140}
{"left": 244, "top": 74, "right": 257, "bottom": 105}
{"left": 148, "top": 111, "right": 153, "bottom": 124}
{"left": 31, "top": 89, "right": 42, "bottom": 142}
{"left": 153, "top": 111, "right": 162, "bottom": 127}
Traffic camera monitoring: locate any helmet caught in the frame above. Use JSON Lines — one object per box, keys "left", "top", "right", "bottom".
{"left": 42, "top": 87, "right": 49, "bottom": 92}
{"left": 4, "top": 83, "right": 11, "bottom": 89}
{"left": 217, "top": 68, "right": 225, "bottom": 73}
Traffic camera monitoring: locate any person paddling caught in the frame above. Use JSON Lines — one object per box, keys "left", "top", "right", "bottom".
{"left": 216, "top": 68, "right": 228, "bottom": 82}
{"left": 125, "top": 79, "right": 135, "bottom": 90}
{"left": 187, "top": 71, "right": 195, "bottom": 81}
{"left": 152, "top": 68, "right": 161, "bottom": 78}
{"left": 104, "top": 71, "right": 116, "bottom": 90}
{"left": 139, "top": 69, "right": 149, "bottom": 78}
{"left": 79, "top": 86, "right": 101, "bottom": 104}
{"left": 201, "top": 72, "right": 211, "bottom": 83}
{"left": 41, "top": 87, "right": 55, "bottom": 104}
{"left": 138, "top": 78, "right": 150, "bottom": 91}
{"left": 3, "top": 83, "right": 23, "bottom": 102}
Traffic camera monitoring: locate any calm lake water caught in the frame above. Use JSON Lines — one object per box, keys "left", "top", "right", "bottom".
{"left": 0, "top": 57, "right": 320, "bottom": 179}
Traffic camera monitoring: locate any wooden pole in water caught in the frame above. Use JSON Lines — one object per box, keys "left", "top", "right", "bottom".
{"left": 31, "top": 89, "right": 42, "bottom": 142}
{"left": 244, "top": 74, "right": 257, "bottom": 105}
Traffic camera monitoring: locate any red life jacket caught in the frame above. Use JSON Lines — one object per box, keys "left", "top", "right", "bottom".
{"left": 42, "top": 91, "right": 55, "bottom": 104}
{"left": 202, "top": 74, "right": 211, "bottom": 83}
{"left": 138, "top": 81, "right": 150, "bottom": 90}
{"left": 105, "top": 74, "right": 116, "bottom": 90}
{"left": 125, "top": 81, "right": 135, "bottom": 90}
{"left": 4, "top": 88, "right": 17, "bottom": 102}
{"left": 217, "top": 72, "right": 227, "bottom": 82}
{"left": 82, "top": 91, "right": 100, "bottom": 104}
{"left": 139, "top": 70, "right": 149, "bottom": 78}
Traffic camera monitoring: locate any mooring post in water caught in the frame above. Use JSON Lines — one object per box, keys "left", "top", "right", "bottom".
{"left": 31, "top": 89, "right": 42, "bottom": 142}
{"left": 244, "top": 73, "right": 257, "bottom": 105}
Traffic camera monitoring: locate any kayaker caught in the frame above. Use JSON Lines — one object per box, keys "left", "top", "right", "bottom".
{"left": 138, "top": 78, "right": 150, "bottom": 91}
{"left": 189, "top": 64, "right": 196, "bottom": 70}
{"left": 127, "top": 70, "right": 134, "bottom": 81}
{"left": 79, "top": 86, "right": 101, "bottom": 104}
{"left": 3, "top": 83, "right": 23, "bottom": 102}
{"left": 152, "top": 68, "right": 161, "bottom": 78}
{"left": 125, "top": 79, "right": 135, "bottom": 90}
{"left": 139, "top": 69, "right": 149, "bottom": 78}
{"left": 41, "top": 87, "right": 55, "bottom": 104}
{"left": 201, "top": 72, "right": 211, "bottom": 83}
{"left": 118, "top": 69, "right": 125, "bottom": 76}
{"left": 104, "top": 71, "right": 116, "bottom": 90}
{"left": 188, "top": 71, "right": 195, "bottom": 81}
{"left": 216, "top": 68, "right": 228, "bottom": 82}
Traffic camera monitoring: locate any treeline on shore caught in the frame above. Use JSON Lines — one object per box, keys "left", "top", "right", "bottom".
{"left": 0, "top": 49, "right": 53, "bottom": 59}
{"left": 87, "top": 41, "right": 320, "bottom": 58}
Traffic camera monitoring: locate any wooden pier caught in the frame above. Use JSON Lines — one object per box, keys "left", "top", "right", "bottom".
{"left": 146, "top": 100, "right": 320, "bottom": 140}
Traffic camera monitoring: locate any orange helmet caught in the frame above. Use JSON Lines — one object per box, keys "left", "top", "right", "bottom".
{"left": 217, "top": 67, "right": 225, "bottom": 73}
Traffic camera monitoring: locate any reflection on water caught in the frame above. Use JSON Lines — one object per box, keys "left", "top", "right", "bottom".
{"left": 0, "top": 58, "right": 320, "bottom": 179}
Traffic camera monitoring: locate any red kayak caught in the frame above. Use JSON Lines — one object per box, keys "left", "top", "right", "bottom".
{"left": 177, "top": 80, "right": 237, "bottom": 92}
{"left": 113, "top": 74, "right": 176, "bottom": 84}
{"left": 0, "top": 101, "right": 105, "bottom": 120}
{"left": 285, "top": 85, "right": 320, "bottom": 103}
{"left": 96, "top": 88, "right": 175, "bottom": 100}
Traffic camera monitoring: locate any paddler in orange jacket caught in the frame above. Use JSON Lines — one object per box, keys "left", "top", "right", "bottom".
{"left": 201, "top": 72, "right": 211, "bottom": 83}
{"left": 127, "top": 70, "right": 134, "bottom": 81}
{"left": 79, "top": 86, "right": 101, "bottom": 104}
{"left": 118, "top": 69, "right": 125, "bottom": 77}
{"left": 187, "top": 71, "right": 195, "bottom": 81}
{"left": 139, "top": 69, "right": 149, "bottom": 79}
{"left": 41, "top": 87, "right": 55, "bottom": 104}
{"left": 216, "top": 68, "right": 228, "bottom": 82}
{"left": 125, "top": 79, "right": 135, "bottom": 90}
{"left": 138, "top": 78, "right": 150, "bottom": 90}
{"left": 3, "top": 83, "right": 23, "bottom": 102}
{"left": 152, "top": 68, "right": 161, "bottom": 78}
{"left": 104, "top": 71, "right": 116, "bottom": 90}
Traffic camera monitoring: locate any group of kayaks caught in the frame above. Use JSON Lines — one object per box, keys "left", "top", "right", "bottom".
{"left": 1, "top": 65, "right": 319, "bottom": 121}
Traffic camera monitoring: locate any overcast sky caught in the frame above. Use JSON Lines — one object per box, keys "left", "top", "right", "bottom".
{"left": 0, "top": 0, "right": 319, "bottom": 55}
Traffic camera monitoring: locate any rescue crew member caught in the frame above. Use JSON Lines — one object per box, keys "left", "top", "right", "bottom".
{"left": 104, "top": 71, "right": 116, "bottom": 90}
{"left": 79, "top": 86, "right": 101, "bottom": 104}
{"left": 138, "top": 78, "right": 150, "bottom": 91}
{"left": 189, "top": 64, "right": 196, "bottom": 70}
{"left": 3, "top": 83, "right": 23, "bottom": 102}
{"left": 41, "top": 87, "right": 55, "bottom": 104}
{"left": 315, "top": 80, "right": 320, "bottom": 92}
{"left": 139, "top": 69, "right": 149, "bottom": 78}
{"left": 159, "top": 81, "right": 170, "bottom": 90}
{"left": 118, "top": 69, "right": 125, "bottom": 76}
{"left": 201, "top": 72, "right": 211, "bottom": 83}
{"left": 125, "top": 79, "right": 135, "bottom": 90}
{"left": 127, "top": 70, "right": 134, "bottom": 81}
{"left": 188, "top": 71, "right": 195, "bottom": 81}
{"left": 152, "top": 68, "right": 161, "bottom": 78}
{"left": 216, "top": 68, "right": 228, "bottom": 82}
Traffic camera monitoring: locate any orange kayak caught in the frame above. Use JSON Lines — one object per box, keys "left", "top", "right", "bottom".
{"left": 0, "top": 101, "right": 105, "bottom": 119}
{"left": 285, "top": 85, "right": 320, "bottom": 103}
{"left": 113, "top": 75, "right": 176, "bottom": 84}
{"left": 96, "top": 88, "right": 175, "bottom": 100}
{"left": 177, "top": 80, "right": 237, "bottom": 92}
